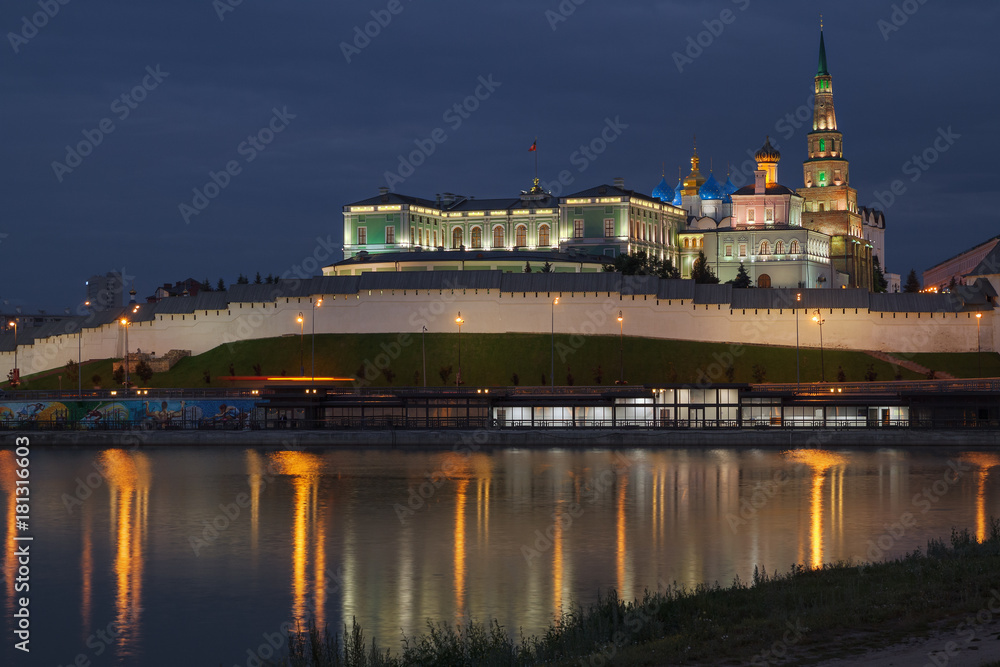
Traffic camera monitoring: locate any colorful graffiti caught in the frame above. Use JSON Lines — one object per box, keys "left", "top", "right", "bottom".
{"left": 0, "top": 398, "right": 259, "bottom": 429}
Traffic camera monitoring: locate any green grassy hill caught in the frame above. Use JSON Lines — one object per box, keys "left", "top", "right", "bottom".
{"left": 7, "top": 333, "right": 999, "bottom": 390}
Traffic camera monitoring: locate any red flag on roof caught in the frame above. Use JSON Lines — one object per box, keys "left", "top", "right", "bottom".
{"left": 528, "top": 140, "right": 536, "bottom": 152}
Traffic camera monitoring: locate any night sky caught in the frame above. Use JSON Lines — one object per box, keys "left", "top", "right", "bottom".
{"left": 3, "top": 0, "right": 997, "bottom": 312}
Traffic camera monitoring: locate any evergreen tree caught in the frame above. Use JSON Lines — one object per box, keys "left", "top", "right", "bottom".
{"left": 202, "top": 278, "right": 213, "bottom": 292}
{"left": 732, "top": 262, "right": 752, "bottom": 288}
{"left": 690, "top": 251, "right": 720, "bottom": 284}
{"left": 871, "top": 257, "right": 889, "bottom": 293}
{"left": 254, "top": 272, "right": 263, "bottom": 284}
{"left": 602, "top": 250, "right": 679, "bottom": 278}
{"left": 524, "top": 261, "right": 532, "bottom": 273}
{"left": 265, "top": 274, "right": 276, "bottom": 285}
{"left": 541, "top": 261, "right": 553, "bottom": 273}
{"left": 236, "top": 274, "right": 250, "bottom": 285}
{"left": 217, "top": 278, "right": 226, "bottom": 291}
{"left": 948, "top": 276, "right": 957, "bottom": 292}
{"left": 903, "top": 269, "right": 921, "bottom": 293}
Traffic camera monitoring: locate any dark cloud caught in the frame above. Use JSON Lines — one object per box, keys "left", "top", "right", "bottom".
{"left": 1, "top": 0, "right": 996, "bottom": 309}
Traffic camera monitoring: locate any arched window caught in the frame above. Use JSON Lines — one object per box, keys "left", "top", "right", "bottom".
{"left": 775, "top": 241, "right": 784, "bottom": 254}
{"left": 757, "top": 274, "right": 771, "bottom": 288}
{"left": 492, "top": 226, "right": 505, "bottom": 249}
{"left": 790, "top": 240, "right": 800, "bottom": 254}
{"left": 538, "top": 224, "right": 550, "bottom": 247}
{"left": 515, "top": 224, "right": 527, "bottom": 247}
{"left": 759, "top": 240, "right": 770, "bottom": 255}
{"left": 470, "top": 226, "right": 482, "bottom": 249}
{"left": 452, "top": 227, "right": 464, "bottom": 249}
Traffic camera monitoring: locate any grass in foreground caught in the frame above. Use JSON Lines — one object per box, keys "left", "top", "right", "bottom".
{"left": 267, "top": 522, "right": 1000, "bottom": 666}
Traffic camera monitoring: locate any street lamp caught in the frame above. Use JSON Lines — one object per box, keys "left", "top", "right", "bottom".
{"left": 455, "top": 312, "right": 464, "bottom": 387}
{"left": 551, "top": 297, "right": 559, "bottom": 387}
{"left": 8, "top": 320, "right": 17, "bottom": 387}
{"left": 976, "top": 312, "right": 982, "bottom": 378}
{"left": 311, "top": 298, "right": 322, "bottom": 381}
{"left": 119, "top": 318, "right": 130, "bottom": 387}
{"left": 296, "top": 313, "right": 304, "bottom": 376}
{"left": 79, "top": 300, "right": 90, "bottom": 396}
{"left": 812, "top": 309, "right": 825, "bottom": 382}
{"left": 795, "top": 293, "right": 801, "bottom": 390}
{"left": 617, "top": 311, "right": 624, "bottom": 385}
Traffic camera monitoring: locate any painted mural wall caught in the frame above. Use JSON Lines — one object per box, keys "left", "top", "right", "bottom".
{"left": 0, "top": 398, "right": 259, "bottom": 429}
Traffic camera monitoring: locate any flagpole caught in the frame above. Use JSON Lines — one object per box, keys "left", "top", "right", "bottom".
{"left": 534, "top": 136, "right": 538, "bottom": 181}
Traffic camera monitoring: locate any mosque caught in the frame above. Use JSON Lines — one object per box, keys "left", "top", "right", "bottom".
{"left": 335, "top": 28, "right": 889, "bottom": 291}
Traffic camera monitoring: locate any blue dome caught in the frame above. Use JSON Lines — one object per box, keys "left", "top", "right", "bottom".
{"left": 652, "top": 176, "right": 674, "bottom": 203}
{"left": 699, "top": 172, "right": 723, "bottom": 200}
{"left": 671, "top": 179, "right": 682, "bottom": 206}
{"left": 721, "top": 175, "right": 738, "bottom": 203}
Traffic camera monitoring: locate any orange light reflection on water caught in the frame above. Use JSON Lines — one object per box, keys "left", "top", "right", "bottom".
{"left": 960, "top": 453, "right": 1000, "bottom": 542}
{"left": 784, "top": 449, "right": 847, "bottom": 569}
{"left": 454, "top": 479, "right": 469, "bottom": 619}
{"left": 0, "top": 451, "right": 17, "bottom": 620}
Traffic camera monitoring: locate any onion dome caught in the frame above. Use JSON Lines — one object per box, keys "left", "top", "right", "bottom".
{"left": 721, "top": 175, "right": 738, "bottom": 203}
{"left": 652, "top": 176, "right": 675, "bottom": 203}
{"left": 672, "top": 178, "right": 683, "bottom": 206}
{"left": 699, "top": 172, "right": 723, "bottom": 200}
{"left": 754, "top": 136, "right": 781, "bottom": 164}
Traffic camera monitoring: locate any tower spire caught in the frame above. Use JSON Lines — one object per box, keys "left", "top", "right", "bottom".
{"left": 817, "top": 16, "right": 829, "bottom": 76}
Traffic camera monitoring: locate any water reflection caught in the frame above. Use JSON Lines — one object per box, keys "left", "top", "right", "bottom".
{"left": 454, "top": 478, "right": 468, "bottom": 619}
{"left": 960, "top": 452, "right": 1000, "bottom": 542}
{"left": 0, "top": 451, "right": 17, "bottom": 620}
{"left": 784, "top": 450, "right": 848, "bottom": 569}
{"left": 268, "top": 451, "right": 329, "bottom": 630}
{"left": 99, "top": 449, "right": 151, "bottom": 661}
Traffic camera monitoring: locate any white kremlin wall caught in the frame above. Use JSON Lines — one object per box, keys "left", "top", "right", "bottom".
{"left": 0, "top": 282, "right": 995, "bottom": 381}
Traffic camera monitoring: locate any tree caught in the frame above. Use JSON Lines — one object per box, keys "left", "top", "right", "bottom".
{"left": 203, "top": 369, "right": 212, "bottom": 384}
{"left": 836, "top": 366, "right": 846, "bottom": 382}
{"left": 903, "top": 269, "right": 921, "bottom": 293}
{"left": 872, "top": 257, "right": 889, "bottom": 293}
{"left": 252, "top": 363, "right": 262, "bottom": 376}
{"left": 201, "top": 278, "right": 213, "bottom": 292}
{"left": 217, "top": 278, "right": 226, "bottom": 291}
{"left": 948, "top": 275, "right": 957, "bottom": 292}
{"left": 382, "top": 367, "right": 396, "bottom": 384}
{"left": 438, "top": 365, "right": 453, "bottom": 385}
{"left": 135, "top": 360, "right": 154, "bottom": 384}
{"left": 265, "top": 274, "right": 276, "bottom": 284}
{"left": 864, "top": 364, "right": 877, "bottom": 382}
{"left": 91, "top": 373, "right": 102, "bottom": 388}
{"left": 229, "top": 363, "right": 236, "bottom": 376}
{"left": 592, "top": 365, "right": 603, "bottom": 385}
{"left": 254, "top": 272, "right": 263, "bottom": 284}
{"left": 523, "top": 261, "right": 532, "bottom": 273}
{"left": 602, "top": 250, "right": 679, "bottom": 278}
{"left": 65, "top": 360, "right": 79, "bottom": 386}
{"left": 731, "top": 262, "right": 752, "bottom": 288}
{"left": 236, "top": 274, "right": 249, "bottom": 285}
{"left": 565, "top": 366, "right": 574, "bottom": 386}
{"left": 511, "top": 372, "right": 519, "bottom": 386}
{"left": 751, "top": 364, "right": 767, "bottom": 383}
{"left": 690, "top": 251, "right": 720, "bottom": 284}
{"left": 113, "top": 365, "right": 125, "bottom": 386}
{"left": 541, "top": 261, "right": 553, "bottom": 273}
{"left": 724, "top": 363, "right": 736, "bottom": 382}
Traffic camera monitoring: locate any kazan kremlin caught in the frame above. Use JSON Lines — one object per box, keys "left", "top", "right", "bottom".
{"left": 0, "top": 28, "right": 996, "bottom": 383}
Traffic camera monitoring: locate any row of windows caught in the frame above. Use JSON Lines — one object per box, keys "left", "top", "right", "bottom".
{"left": 723, "top": 240, "right": 801, "bottom": 257}
{"left": 745, "top": 208, "right": 775, "bottom": 223}
{"left": 380, "top": 224, "right": 556, "bottom": 249}
{"left": 572, "top": 218, "right": 618, "bottom": 239}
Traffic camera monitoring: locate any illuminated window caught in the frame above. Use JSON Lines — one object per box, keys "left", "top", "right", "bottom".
{"left": 747, "top": 208, "right": 755, "bottom": 223}
{"left": 357, "top": 227, "right": 367, "bottom": 245}
{"left": 538, "top": 224, "right": 550, "bottom": 246}
{"left": 760, "top": 240, "right": 770, "bottom": 255}
{"left": 574, "top": 219, "right": 584, "bottom": 238}
{"left": 775, "top": 241, "right": 784, "bottom": 254}
{"left": 604, "top": 218, "right": 614, "bottom": 237}
{"left": 471, "top": 226, "right": 482, "bottom": 249}
{"left": 739, "top": 243, "right": 747, "bottom": 257}
{"left": 385, "top": 226, "right": 395, "bottom": 244}
{"left": 725, "top": 244, "right": 733, "bottom": 257}
{"left": 433, "top": 230, "right": 437, "bottom": 246}
{"left": 410, "top": 228, "right": 414, "bottom": 245}
{"left": 819, "top": 171, "right": 826, "bottom": 185}
{"left": 819, "top": 139, "right": 825, "bottom": 152}
{"left": 790, "top": 240, "right": 800, "bottom": 254}
{"left": 492, "top": 226, "right": 505, "bottom": 249}
{"left": 516, "top": 224, "right": 527, "bottom": 246}
{"left": 452, "top": 227, "right": 463, "bottom": 249}
{"left": 765, "top": 208, "right": 774, "bottom": 223}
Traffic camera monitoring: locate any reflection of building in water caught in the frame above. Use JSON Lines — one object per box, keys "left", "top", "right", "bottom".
{"left": 960, "top": 452, "right": 1000, "bottom": 543}
{"left": 784, "top": 449, "right": 847, "bottom": 569}
{"left": 269, "top": 451, "right": 329, "bottom": 631}
{"left": 0, "top": 451, "right": 18, "bottom": 620}
{"left": 99, "top": 449, "right": 152, "bottom": 661}
{"left": 81, "top": 502, "right": 93, "bottom": 642}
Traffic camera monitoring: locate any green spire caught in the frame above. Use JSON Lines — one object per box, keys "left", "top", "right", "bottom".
{"left": 817, "top": 27, "right": 829, "bottom": 76}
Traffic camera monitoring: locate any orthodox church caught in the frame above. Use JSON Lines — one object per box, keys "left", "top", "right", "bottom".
{"left": 654, "top": 28, "right": 878, "bottom": 289}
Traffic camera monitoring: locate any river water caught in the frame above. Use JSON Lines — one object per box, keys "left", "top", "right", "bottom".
{"left": 1, "top": 445, "right": 997, "bottom": 666}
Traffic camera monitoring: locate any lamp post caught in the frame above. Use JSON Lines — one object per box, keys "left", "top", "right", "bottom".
{"left": 421, "top": 325, "right": 427, "bottom": 388}
{"left": 119, "top": 318, "right": 130, "bottom": 387}
{"left": 455, "top": 312, "right": 464, "bottom": 387}
{"left": 550, "top": 297, "right": 559, "bottom": 387}
{"left": 296, "top": 313, "right": 304, "bottom": 376}
{"left": 617, "top": 311, "right": 624, "bottom": 385}
{"left": 311, "top": 298, "right": 322, "bottom": 381}
{"left": 812, "top": 309, "right": 825, "bottom": 382}
{"left": 9, "top": 320, "right": 17, "bottom": 387}
{"left": 976, "top": 312, "right": 982, "bottom": 378}
{"left": 79, "top": 300, "right": 90, "bottom": 396}
{"left": 795, "top": 292, "right": 801, "bottom": 390}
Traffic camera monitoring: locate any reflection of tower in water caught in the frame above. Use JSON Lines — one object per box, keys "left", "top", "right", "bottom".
{"left": 99, "top": 449, "right": 152, "bottom": 661}
{"left": 0, "top": 451, "right": 19, "bottom": 621}
{"left": 784, "top": 450, "right": 847, "bottom": 569}
{"left": 960, "top": 452, "right": 1000, "bottom": 543}
{"left": 269, "top": 451, "right": 329, "bottom": 631}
